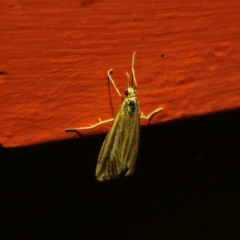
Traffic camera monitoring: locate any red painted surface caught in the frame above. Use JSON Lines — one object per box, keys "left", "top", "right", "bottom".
{"left": 1, "top": 0, "right": 240, "bottom": 147}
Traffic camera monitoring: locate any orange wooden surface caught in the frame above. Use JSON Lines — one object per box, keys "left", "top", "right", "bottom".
{"left": 1, "top": 0, "right": 240, "bottom": 147}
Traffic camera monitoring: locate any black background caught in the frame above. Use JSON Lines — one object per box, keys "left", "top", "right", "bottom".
{"left": 1, "top": 109, "right": 240, "bottom": 239}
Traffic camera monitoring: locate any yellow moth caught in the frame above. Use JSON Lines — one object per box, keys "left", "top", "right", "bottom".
{"left": 66, "top": 52, "right": 163, "bottom": 181}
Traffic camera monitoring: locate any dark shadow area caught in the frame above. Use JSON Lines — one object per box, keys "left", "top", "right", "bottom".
{"left": 1, "top": 109, "right": 240, "bottom": 239}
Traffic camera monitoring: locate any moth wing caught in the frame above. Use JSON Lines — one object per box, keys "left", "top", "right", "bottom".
{"left": 96, "top": 102, "right": 140, "bottom": 181}
{"left": 123, "top": 103, "right": 140, "bottom": 177}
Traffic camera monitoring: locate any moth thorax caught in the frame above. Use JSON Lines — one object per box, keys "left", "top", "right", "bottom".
{"left": 125, "top": 87, "right": 135, "bottom": 98}
{"left": 125, "top": 97, "right": 137, "bottom": 115}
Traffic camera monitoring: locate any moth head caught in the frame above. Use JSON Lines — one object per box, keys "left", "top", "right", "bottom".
{"left": 125, "top": 87, "right": 135, "bottom": 97}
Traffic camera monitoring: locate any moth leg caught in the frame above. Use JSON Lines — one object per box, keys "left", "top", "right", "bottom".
{"left": 108, "top": 69, "right": 124, "bottom": 101}
{"left": 140, "top": 107, "right": 163, "bottom": 123}
{"left": 65, "top": 118, "right": 113, "bottom": 131}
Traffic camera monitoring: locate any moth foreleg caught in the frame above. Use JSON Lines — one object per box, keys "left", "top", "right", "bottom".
{"left": 108, "top": 69, "right": 124, "bottom": 101}
{"left": 65, "top": 118, "right": 114, "bottom": 132}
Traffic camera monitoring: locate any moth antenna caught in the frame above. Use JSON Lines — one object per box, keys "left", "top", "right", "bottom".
{"left": 108, "top": 69, "right": 124, "bottom": 100}
{"left": 126, "top": 72, "right": 130, "bottom": 87}
{"left": 136, "top": 84, "right": 163, "bottom": 92}
{"left": 132, "top": 52, "right": 137, "bottom": 88}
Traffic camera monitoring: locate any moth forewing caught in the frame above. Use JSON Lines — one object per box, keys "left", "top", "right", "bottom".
{"left": 122, "top": 98, "right": 140, "bottom": 177}
{"left": 96, "top": 90, "right": 140, "bottom": 181}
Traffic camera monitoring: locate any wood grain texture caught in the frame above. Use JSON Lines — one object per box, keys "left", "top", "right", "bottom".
{"left": 1, "top": 0, "right": 240, "bottom": 147}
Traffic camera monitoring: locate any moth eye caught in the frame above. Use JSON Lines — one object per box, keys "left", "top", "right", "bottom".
{"left": 125, "top": 89, "right": 129, "bottom": 96}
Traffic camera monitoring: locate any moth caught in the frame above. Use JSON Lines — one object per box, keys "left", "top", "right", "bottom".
{"left": 66, "top": 52, "right": 163, "bottom": 181}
